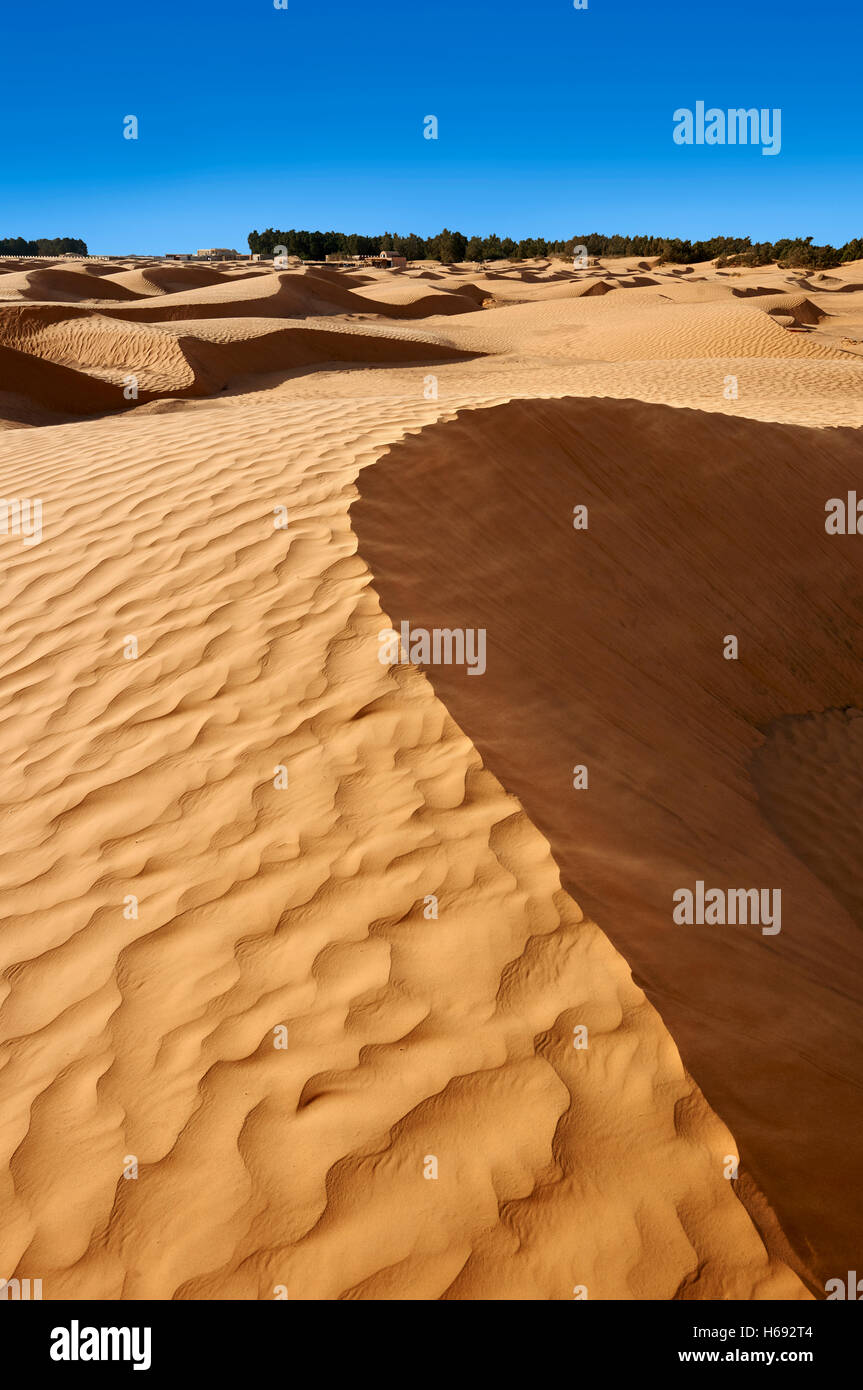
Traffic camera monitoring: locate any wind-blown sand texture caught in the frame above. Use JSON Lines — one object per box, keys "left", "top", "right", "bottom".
{"left": 2, "top": 253, "right": 861, "bottom": 1300}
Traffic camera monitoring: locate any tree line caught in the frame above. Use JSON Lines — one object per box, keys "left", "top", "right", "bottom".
{"left": 0, "top": 236, "right": 88, "bottom": 256}
{"left": 248, "top": 227, "right": 863, "bottom": 269}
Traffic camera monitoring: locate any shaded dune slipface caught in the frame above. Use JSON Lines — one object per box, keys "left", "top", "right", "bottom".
{"left": 752, "top": 709, "right": 863, "bottom": 932}
{"left": 353, "top": 395, "right": 863, "bottom": 1290}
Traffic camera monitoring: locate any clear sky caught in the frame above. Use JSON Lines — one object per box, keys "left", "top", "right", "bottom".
{"left": 3, "top": 0, "right": 859, "bottom": 255}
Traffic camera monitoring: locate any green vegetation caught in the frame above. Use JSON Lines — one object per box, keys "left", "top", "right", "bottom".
{"left": 248, "top": 227, "right": 863, "bottom": 269}
{"left": 0, "top": 236, "right": 88, "bottom": 256}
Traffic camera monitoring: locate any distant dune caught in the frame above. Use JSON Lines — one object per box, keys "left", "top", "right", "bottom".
{"left": 0, "top": 303, "right": 479, "bottom": 404}
{"left": 0, "top": 266, "right": 146, "bottom": 302}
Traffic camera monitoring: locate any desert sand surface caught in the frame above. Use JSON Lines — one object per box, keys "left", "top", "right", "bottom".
{"left": 1, "top": 252, "right": 861, "bottom": 1300}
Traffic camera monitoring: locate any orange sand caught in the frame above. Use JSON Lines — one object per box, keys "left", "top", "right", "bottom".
{"left": 2, "top": 252, "right": 861, "bottom": 1299}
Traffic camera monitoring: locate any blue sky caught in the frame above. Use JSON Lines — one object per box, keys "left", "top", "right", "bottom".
{"left": 3, "top": 0, "right": 859, "bottom": 254}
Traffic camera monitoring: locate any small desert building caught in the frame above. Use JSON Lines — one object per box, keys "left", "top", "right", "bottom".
{"left": 321, "top": 253, "right": 408, "bottom": 269}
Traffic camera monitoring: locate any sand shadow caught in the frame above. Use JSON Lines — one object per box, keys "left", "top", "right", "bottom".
{"left": 353, "top": 395, "right": 863, "bottom": 1291}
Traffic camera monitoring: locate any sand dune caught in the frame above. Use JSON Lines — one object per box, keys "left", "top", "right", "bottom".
{"left": 0, "top": 341, "right": 126, "bottom": 424}
{"left": 354, "top": 395, "right": 863, "bottom": 1291}
{"left": 103, "top": 265, "right": 251, "bottom": 296}
{"left": 471, "top": 276, "right": 618, "bottom": 304}
{"left": 744, "top": 293, "right": 827, "bottom": 326}
{"left": 351, "top": 279, "right": 489, "bottom": 310}
{"left": 0, "top": 306, "right": 206, "bottom": 395}
{"left": 73, "top": 270, "right": 484, "bottom": 324}
{"left": 431, "top": 294, "right": 852, "bottom": 363}
{"left": 0, "top": 393, "right": 808, "bottom": 1302}
{"left": 0, "top": 303, "right": 477, "bottom": 406}
{"left": 0, "top": 267, "right": 145, "bottom": 302}
{"left": 1, "top": 252, "right": 860, "bottom": 1301}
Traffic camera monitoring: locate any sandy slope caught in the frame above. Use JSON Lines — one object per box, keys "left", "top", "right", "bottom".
{"left": 1, "top": 253, "right": 860, "bottom": 1300}
{"left": 354, "top": 396, "right": 863, "bottom": 1290}
{"left": 0, "top": 395, "right": 806, "bottom": 1302}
